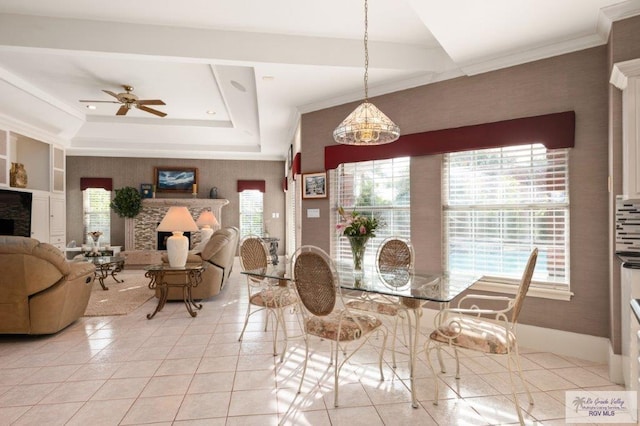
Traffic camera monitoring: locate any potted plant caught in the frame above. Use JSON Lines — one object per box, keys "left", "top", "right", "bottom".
{"left": 110, "top": 186, "right": 142, "bottom": 218}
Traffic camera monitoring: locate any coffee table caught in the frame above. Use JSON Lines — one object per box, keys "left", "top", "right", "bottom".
{"left": 85, "top": 256, "right": 125, "bottom": 290}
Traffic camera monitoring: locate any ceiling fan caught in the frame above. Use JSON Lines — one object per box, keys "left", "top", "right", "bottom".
{"left": 80, "top": 85, "right": 167, "bottom": 117}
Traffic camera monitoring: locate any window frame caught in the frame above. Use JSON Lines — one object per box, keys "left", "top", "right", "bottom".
{"left": 330, "top": 157, "right": 411, "bottom": 269}
{"left": 239, "top": 189, "right": 264, "bottom": 239}
{"left": 442, "top": 144, "right": 573, "bottom": 301}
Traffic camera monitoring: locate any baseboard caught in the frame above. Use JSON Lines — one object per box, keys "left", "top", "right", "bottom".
{"left": 609, "top": 343, "right": 624, "bottom": 385}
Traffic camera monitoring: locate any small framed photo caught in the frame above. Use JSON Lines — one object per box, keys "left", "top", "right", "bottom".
{"left": 140, "top": 183, "right": 153, "bottom": 198}
{"left": 302, "top": 172, "right": 327, "bottom": 199}
{"left": 154, "top": 167, "right": 198, "bottom": 193}
{"left": 287, "top": 144, "right": 293, "bottom": 170}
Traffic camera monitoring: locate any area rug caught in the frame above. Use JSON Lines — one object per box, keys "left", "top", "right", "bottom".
{"left": 83, "top": 270, "right": 155, "bottom": 316}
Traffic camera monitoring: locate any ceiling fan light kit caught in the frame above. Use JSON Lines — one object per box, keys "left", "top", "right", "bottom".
{"left": 80, "top": 85, "right": 167, "bottom": 117}
{"left": 333, "top": 0, "right": 400, "bottom": 146}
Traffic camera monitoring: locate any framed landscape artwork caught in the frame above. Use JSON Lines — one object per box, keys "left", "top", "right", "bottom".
{"left": 154, "top": 167, "right": 198, "bottom": 193}
{"left": 302, "top": 172, "right": 327, "bottom": 199}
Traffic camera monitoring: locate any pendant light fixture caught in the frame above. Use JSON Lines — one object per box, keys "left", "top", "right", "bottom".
{"left": 333, "top": 0, "right": 400, "bottom": 145}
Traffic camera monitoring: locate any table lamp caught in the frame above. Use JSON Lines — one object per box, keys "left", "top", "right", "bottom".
{"left": 157, "top": 206, "right": 199, "bottom": 267}
{"left": 196, "top": 210, "right": 219, "bottom": 241}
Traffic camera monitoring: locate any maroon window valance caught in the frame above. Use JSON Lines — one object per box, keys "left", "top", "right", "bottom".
{"left": 292, "top": 153, "right": 301, "bottom": 178}
{"left": 80, "top": 177, "right": 113, "bottom": 191}
{"left": 237, "top": 180, "right": 265, "bottom": 193}
{"left": 324, "top": 111, "right": 575, "bottom": 170}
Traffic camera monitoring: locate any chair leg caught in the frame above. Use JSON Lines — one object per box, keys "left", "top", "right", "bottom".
{"left": 390, "top": 316, "right": 398, "bottom": 368}
{"left": 513, "top": 343, "right": 534, "bottom": 406}
{"left": 424, "top": 340, "right": 441, "bottom": 405}
{"left": 507, "top": 352, "right": 527, "bottom": 425}
{"left": 333, "top": 341, "right": 340, "bottom": 407}
{"left": 238, "top": 302, "right": 253, "bottom": 342}
{"left": 436, "top": 346, "right": 446, "bottom": 373}
{"left": 377, "top": 329, "right": 388, "bottom": 381}
{"left": 276, "top": 308, "right": 289, "bottom": 363}
{"left": 453, "top": 346, "right": 461, "bottom": 379}
{"left": 507, "top": 343, "right": 534, "bottom": 426}
{"left": 297, "top": 335, "right": 309, "bottom": 395}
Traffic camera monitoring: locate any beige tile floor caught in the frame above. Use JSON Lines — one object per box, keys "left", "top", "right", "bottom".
{"left": 0, "top": 261, "right": 624, "bottom": 425}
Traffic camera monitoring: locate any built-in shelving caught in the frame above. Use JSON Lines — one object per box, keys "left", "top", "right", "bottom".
{"left": 0, "top": 127, "right": 66, "bottom": 249}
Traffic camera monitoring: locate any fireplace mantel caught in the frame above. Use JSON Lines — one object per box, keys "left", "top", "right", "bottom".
{"left": 124, "top": 198, "right": 229, "bottom": 251}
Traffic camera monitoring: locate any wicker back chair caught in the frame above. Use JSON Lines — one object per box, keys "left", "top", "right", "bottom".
{"left": 291, "top": 245, "right": 387, "bottom": 407}
{"left": 346, "top": 237, "right": 415, "bottom": 367}
{"left": 425, "top": 248, "right": 538, "bottom": 425}
{"left": 238, "top": 235, "right": 297, "bottom": 361}
{"left": 377, "top": 237, "right": 414, "bottom": 273}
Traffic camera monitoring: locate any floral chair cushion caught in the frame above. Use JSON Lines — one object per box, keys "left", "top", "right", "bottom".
{"left": 304, "top": 310, "right": 382, "bottom": 341}
{"left": 250, "top": 287, "right": 297, "bottom": 308}
{"left": 429, "top": 316, "right": 515, "bottom": 355}
{"left": 345, "top": 299, "right": 399, "bottom": 316}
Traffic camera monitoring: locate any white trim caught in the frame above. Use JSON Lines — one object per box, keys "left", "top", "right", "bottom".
{"left": 471, "top": 278, "right": 573, "bottom": 301}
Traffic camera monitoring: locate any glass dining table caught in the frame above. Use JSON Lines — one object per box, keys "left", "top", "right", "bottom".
{"left": 241, "top": 261, "right": 480, "bottom": 408}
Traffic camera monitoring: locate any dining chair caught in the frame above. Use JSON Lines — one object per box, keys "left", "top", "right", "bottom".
{"left": 424, "top": 247, "right": 538, "bottom": 425}
{"left": 238, "top": 235, "right": 297, "bottom": 361}
{"left": 345, "top": 237, "right": 414, "bottom": 367}
{"left": 291, "top": 245, "right": 388, "bottom": 407}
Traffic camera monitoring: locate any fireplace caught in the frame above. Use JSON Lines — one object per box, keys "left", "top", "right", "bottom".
{"left": 124, "top": 198, "right": 229, "bottom": 251}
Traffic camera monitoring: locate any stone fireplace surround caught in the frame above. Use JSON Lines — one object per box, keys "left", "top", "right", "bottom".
{"left": 124, "top": 198, "right": 229, "bottom": 251}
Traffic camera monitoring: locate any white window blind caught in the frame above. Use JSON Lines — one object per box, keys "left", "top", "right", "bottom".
{"left": 82, "top": 188, "right": 111, "bottom": 244}
{"left": 443, "top": 144, "right": 569, "bottom": 285}
{"left": 331, "top": 157, "right": 410, "bottom": 268}
{"left": 239, "top": 190, "right": 264, "bottom": 239}
{"left": 286, "top": 175, "right": 297, "bottom": 258}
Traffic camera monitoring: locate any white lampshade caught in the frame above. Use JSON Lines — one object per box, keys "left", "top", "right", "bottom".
{"left": 157, "top": 206, "right": 199, "bottom": 267}
{"left": 196, "top": 210, "right": 219, "bottom": 241}
{"left": 196, "top": 210, "right": 219, "bottom": 228}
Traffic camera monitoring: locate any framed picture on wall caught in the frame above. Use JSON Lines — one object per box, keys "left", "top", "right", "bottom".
{"left": 302, "top": 172, "right": 327, "bottom": 199}
{"left": 154, "top": 167, "right": 198, "bottom": 193}
{"left": 287, "top": 144, "right": 293, "bottom": 170}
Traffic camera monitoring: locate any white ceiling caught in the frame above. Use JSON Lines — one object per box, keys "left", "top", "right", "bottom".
{"left": 0, "top": 0, "right": 637, "bottom": 161}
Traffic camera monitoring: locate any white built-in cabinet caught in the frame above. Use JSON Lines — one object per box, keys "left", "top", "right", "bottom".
{"left": 0, "top": 128, "right": 66, "bottom": 250}
{"left": 612, "top": 58, "right": 640, "bottom": 200}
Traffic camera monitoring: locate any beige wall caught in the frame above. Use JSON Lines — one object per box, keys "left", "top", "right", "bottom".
{"left": 66, "top": 156, "right": 286, "bottom": 253}
{"left": 301, "top": 46, "right": 610, "bottom": 337}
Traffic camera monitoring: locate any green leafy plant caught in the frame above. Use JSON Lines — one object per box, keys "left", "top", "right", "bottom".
{"left": 110, "top": 186, "right": 142, "bottom": 218}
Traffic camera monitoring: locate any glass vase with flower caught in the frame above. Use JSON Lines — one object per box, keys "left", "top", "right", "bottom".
{"left": 336, "top": 207, "right": 381, "bottom": 283}
{"left": 87, "top": 231, "right": 103, "bottom": 253}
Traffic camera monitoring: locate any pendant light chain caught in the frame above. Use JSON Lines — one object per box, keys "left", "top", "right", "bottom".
{"left": 363, "top": 0, "right": 369, "bottom": 102}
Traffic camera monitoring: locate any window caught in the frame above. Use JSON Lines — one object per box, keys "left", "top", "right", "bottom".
{"left": 239, "top": 190, "right": 264, "bottom": 238}
{"left": 82, "top": 188, "right": 111, "bottom": 245}
{"left": 331, "top": 157, "right": 410, "bottom": 267}
{"left": 443, "top": 144, "right": 569, "bottom": 287}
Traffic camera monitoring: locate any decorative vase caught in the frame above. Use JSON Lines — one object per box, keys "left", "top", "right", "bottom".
{"left": 9, "top": 163, "right": 27, "bottom": 188}
{"left": 348, "top": 236, "right": 369, "bottom": 284}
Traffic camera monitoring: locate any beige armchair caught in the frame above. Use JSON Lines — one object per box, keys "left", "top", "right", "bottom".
{"left": 0, "top": 236, "right": 96, "bottom": 334}
{"left": 159, "top": 226, "right": 239, "bottom": 300}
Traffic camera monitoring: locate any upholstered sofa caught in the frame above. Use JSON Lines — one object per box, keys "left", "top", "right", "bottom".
{"left": 0, "top": 236, "right": 96, "bottom": 334}
{"left": 159, "top": 226, "right": 239, "bottom": 300}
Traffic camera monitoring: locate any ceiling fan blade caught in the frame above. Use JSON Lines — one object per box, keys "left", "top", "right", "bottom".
{"left": 136, "top": 99, "right": 166, "bottom": 106}
{"left": 79, "top": 100, "right": 120, "bottom": 103}
{"left": 116, "top": 105, "right": 129, "bottom": 116}
{"left": 137, "top": 105, "right": 167, "bottom": 117}
{"left": 103, "top": 90, "right": 120, "bottom": 99}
